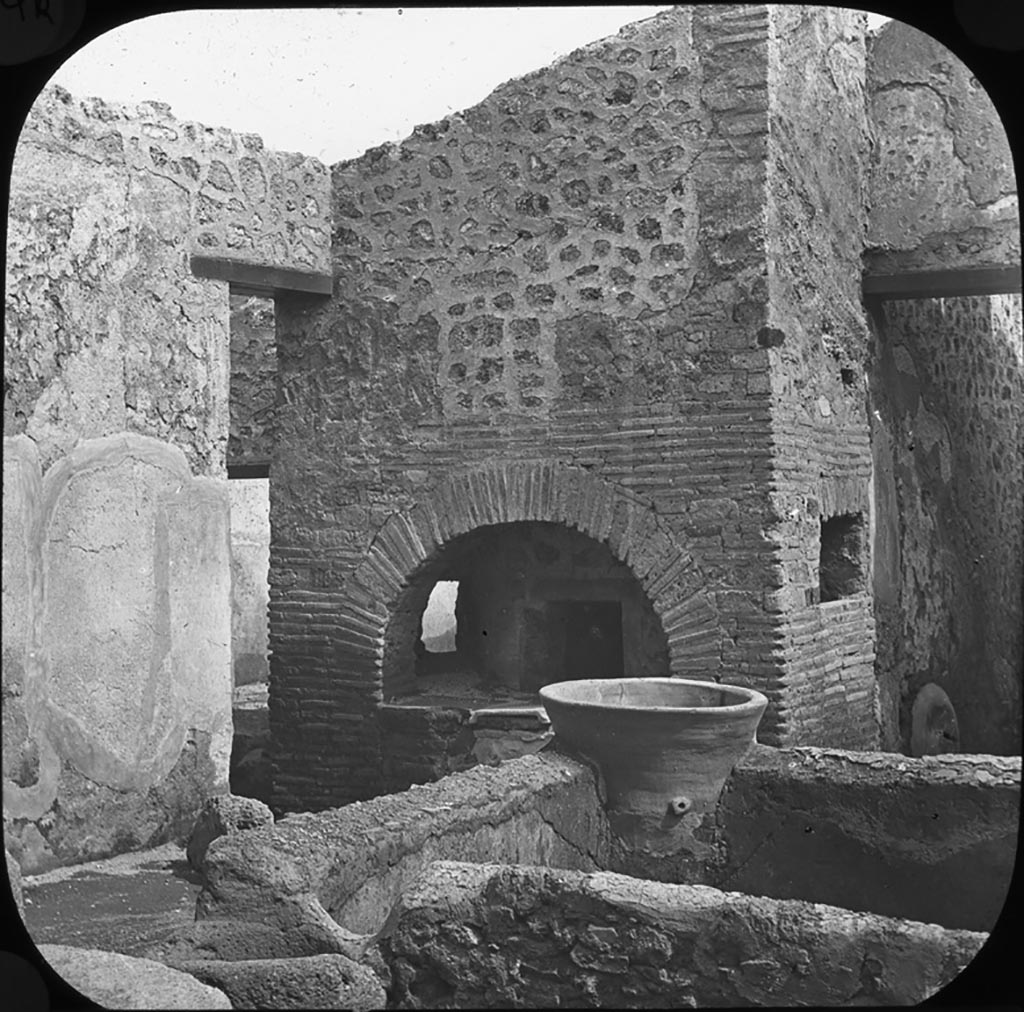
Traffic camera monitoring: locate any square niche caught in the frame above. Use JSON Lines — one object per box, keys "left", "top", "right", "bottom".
{"left": 819, "top": 513, "right": 867, "bottom": 602}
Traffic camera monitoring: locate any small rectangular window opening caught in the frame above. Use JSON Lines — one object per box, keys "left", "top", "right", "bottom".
{"left": 421, "top": 580, "right": 459, "bottom": 653}
{"left": 819, "top": 513, "right": 866, "bottom": 602}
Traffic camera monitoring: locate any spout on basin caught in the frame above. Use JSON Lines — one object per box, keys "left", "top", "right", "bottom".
{"left": 667, "top": 796, "right": 692, "bottom": 818}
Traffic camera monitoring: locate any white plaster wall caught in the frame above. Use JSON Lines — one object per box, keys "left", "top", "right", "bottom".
{"left": 230, "top": 478, "right": 270, "bottom": 685}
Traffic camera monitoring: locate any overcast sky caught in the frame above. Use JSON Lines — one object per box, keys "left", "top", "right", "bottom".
{"left": 52, "top": 7, "right": 670, "bottom": 164}
{"left": 50, "top": 7, "right": 891, "bottom": 166}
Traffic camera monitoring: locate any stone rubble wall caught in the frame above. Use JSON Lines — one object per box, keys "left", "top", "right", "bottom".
{"left": 5, "top": 84, "right": 329, "bottom": 478}
{"left": 228, "top": 294, "right": 277, "bottom": 467}
{"left": 865, "top": 20, "right": 1019, "bottom": 274}
{"left": 864, "top": 20, "right": 1022, "bottom": 753}
{"left": 269, "top": 4, "right": 818, "bottom": 813}
{"left": 3, "top": 85, "right": 328, "bottom": 871}
{"left": 383, "top": 860, "right": 986, "bottom": 1008}
{"left": 870, "top": 295, "right": 1022, "bottom": 754}
{"left": 191, "top": 754, "right": 608, "bottom": 961}
{"left": 184, "top": 747, "right": 1015, "bottom": 975}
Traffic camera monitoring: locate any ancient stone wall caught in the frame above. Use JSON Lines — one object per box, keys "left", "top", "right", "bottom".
{"left": 3, "top": 85, "right": 328, "bottom": 869}
{"left": 384, "top": 861, "right": 985, "bottom": 1008}
{"left": 173, "top": 746, "right": 1013, "bottom": 1000}
{"left": 194, "top": 754, "right": 608, "bottom": 960}
{"left": 762, "top": 8, "right": 877, "bottom": 747}
{"left": 865, "top": 21, "right": 1019, "bottom": 275}
{"left": 713, "top": 745, "right": 1020, "bottom": 932}
{"left": 865, "top": 21, "right": 1022, "bottom": 753}
{"left": 3, "top": 434, "right": 231, "bottom": 872}
{"left": 273, "top": 5, "right": 877, "bottom": 812}
{"left": 5, "top": 85, "right": 328, "bottom": 477}
{"left": 869, "top": 295, "right": 1023, "bottom": 753}
{"left": 228, "top": 294, "right": 277, "bottom": 466}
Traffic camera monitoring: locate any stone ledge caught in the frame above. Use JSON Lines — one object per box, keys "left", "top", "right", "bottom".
{"left": 383, "top": 860, "right": 987, "bottom": 1008}
{"left": 196, "top": 753, "right": 608, "bottom": 957}
{"left": 716, "top": 745, "right": 1020, "bottom": 931}
{"left": 39, "top": 944, "right": 231, "bottom": 1010}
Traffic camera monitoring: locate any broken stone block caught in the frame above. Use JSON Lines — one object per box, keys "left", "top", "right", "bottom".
{"left": 38, "top": 944, "right": 232, "bottom": 1010}
{"left": 183, "top": 954, "right": 386, "bottom": 1011}
{"left": 186, "top": 794, "right": 273, "bottom": 870}
{"left": 383, "top": 861, "right": 987, "bottom": 1007}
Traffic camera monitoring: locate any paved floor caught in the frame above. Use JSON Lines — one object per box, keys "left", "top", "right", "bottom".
{"left": 22, "top": 843, "right": 201, "bottom": 958}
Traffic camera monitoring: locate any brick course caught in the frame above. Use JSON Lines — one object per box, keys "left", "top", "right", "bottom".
{"left": 268, "top": 6, "right": 884, "bottom": 812}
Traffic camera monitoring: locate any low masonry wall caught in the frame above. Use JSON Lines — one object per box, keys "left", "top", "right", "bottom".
{"left": 189, "top": 754, "right": 607, "bottom": 961}
{"left": 176, "top": 745, "right": 1016, "bottom": 972}
{"left": 379, "top": 705, "right": 554, "bottom": 792}
{"left": 383, "top": 861, "right": 986, "bottom": 1008}
{"left": 712, "top": 746, "right": 1020, "bottom": 932}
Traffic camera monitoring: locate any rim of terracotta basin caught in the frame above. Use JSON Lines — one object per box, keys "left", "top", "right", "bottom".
{"left": 539, "top": 677, "right": 768, "bottom": 716}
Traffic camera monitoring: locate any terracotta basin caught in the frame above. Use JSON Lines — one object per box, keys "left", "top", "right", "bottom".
{"left": 540, "top": 677, "right": 767, "bottom": 850}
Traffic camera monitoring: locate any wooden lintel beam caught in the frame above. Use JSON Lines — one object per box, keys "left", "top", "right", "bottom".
{"left": 227, "top": 462, "right": 271, "bottom": 479}
{"left": 190, "top": 255, "right": 332, "bottom": 297}
{"left": 863, "top": 266, "right": 1021, "bottom": 301}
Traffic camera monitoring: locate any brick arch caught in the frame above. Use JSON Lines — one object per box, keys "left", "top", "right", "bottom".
{"left": 338, "top": 461, "right": 722, "bottom": 695}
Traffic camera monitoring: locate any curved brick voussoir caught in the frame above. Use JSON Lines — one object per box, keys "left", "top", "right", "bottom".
{"left": 445, "top": 471, "right": 480, "bottom": 533}
{"left": 432, "top": 475, "right": 472, "bottom": 544}
{"left": 559, "top": 467, "right": 589, "bottom": 532}
{"left": 369, "top": 512, "right": 429, "bottom": 581}
{"left": 661, "top": 591, "right": 720, "bottom": 641}
{"left": 465, "top": 469, "right": 500, "bottom": 528}
{"left": 352, "top": 546, "right": 406, "bottom": 607}
{"left": 620, "top": 509, "right": 664, "bottom": 580}
{"left": 642, "top": 545, "right": 696, "bottom": 601}
{"left": 416, "top": 462, "right": 693, "bottom": 595}
{"left": 492, "top": 463, "right": 523, "bottom": 524}
{"left": 658, "top": 590, "right": 723, "bottom": 676}
{"left": 339, "top": 579, "right": 389, "bottom": 627}
{"left": 521, "top": 460, "right": 548, "bottom": 522}
{"left": 406, "top": 502, "right": 444, "bottom": 559}
{"left": 629, "top": 527, "right": 675, "bottom": 585}
{"left": 481, "top": 465, "right": 510, "bottom": 526}
{"left": 579, "top": 476, "right": 618, "bottom": 545}
{"left": 606, "top": 496, "right": 647, "bottom": 562}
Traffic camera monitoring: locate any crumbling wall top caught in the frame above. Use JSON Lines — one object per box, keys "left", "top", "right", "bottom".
{"left": 18, "top": 84, "right": 330, "bottom": 274}
{"left": 866, "top": 19, "right": 1019, "bottom": 272}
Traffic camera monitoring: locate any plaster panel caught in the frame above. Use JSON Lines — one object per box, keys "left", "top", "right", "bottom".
{"left": 39, "top": 434, "right": 231, "bottom": 791}
{"left": 2, "top": 436, "right": 60, "bottom": 822}
{"left": 229, "top": 478, "right": 270, "bottom": 686}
